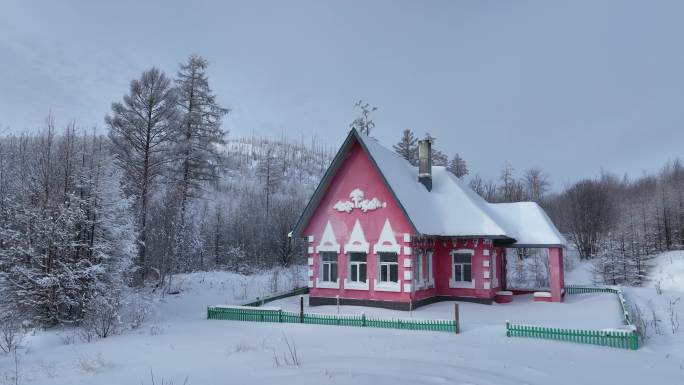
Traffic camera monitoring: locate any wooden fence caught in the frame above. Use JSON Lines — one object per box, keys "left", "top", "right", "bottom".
{"left": 506, "top": 285, "right": 639, "bottom": 350}
{"left": 207, "top": 305, "right": 459, "bottom": 333}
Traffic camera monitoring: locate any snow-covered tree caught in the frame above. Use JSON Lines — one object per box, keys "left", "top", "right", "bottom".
{"left": 447, "top": 153, "right": 468, "bottom": 178}
{"left": 393, "top": 129, "right": 418, "bottom": 165}
{"left": 106, "top": 67, "right": 178, "bottom": 284}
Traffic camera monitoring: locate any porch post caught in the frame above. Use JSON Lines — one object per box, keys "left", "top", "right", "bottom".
{"left": 548, "top": 247, "right": 564, "bottom": 302}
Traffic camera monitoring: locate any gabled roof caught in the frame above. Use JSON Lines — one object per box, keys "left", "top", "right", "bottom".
{"left": 292, "top": 128, "right": 566, "bottom": 248}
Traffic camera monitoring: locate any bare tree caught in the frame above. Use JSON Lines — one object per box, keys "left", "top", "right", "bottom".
{"left": 349, "top": 100, "right": 377, "bottom": 135}
{"left": 522, "top": 167, "right": 550, "bottom": 203}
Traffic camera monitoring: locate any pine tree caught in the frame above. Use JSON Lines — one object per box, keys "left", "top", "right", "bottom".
{"left": 448, "top": 153, "right": 469, "bottom": 178}
{"left": 393, "top": 129, "right": 418, "bottom": 165}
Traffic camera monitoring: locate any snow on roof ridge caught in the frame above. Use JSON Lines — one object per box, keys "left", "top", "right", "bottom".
{"left": 355, "top": 130, "right": 566, "bottom": 246}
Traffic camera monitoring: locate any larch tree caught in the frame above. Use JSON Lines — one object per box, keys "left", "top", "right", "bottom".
{"left": 349, "top": 100, "right": 377, "bottom": 136}
{"left": 106, "top": 67, "right": 179, "bottom": 284}
{"left": 393, "top": 129, "right": 418, "bottom": 165}
{"left": 448, "top": 153, "right": 469, "bottom": 178}
{"left": 171, "top": 55, "right": 228, "bottom": 266}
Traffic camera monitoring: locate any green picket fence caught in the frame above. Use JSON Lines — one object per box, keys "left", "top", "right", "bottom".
{"left": 506, "top": 285, "right": 639, "bottom": 350}
{"left": 241, "top": 287, "right": 309, "bottom": 307}
{"left": 506, "top": 322, "right": 638, "bottom": 350}
{"left": 565, "top": 285, "right": 633, "bottom": 325}
{"left": 207, "top": 305, "right": 458, "bottom": 334}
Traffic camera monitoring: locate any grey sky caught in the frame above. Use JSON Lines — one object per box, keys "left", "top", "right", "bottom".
{"left": 1, "top": 0, "right": 683, "bottom": 189}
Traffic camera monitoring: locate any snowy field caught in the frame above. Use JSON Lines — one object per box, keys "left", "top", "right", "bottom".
{"left": 1, "top": 257, "right": 684, "bottom": 385}
{"left": 268, "top": 293, "right": 624, "bottom": 330}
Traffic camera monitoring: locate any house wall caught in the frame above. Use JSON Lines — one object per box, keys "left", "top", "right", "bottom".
{"left": 302, "top": 141, "right": 507, "bottom": 306}
{"left": 303, "top": 142, "right": 415, "bottom": 303}
{"left": 413, "top": 238, "right": 501, "bottom": 301}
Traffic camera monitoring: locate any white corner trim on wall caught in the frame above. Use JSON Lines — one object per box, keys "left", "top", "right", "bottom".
{"left": 308, "top": 235, "right": 314, "bottom": 243}
{"left": 307, "top": 257, "right": 313, "bottom": 266}
{"left": 403, "top": 246, "right": 412, "bottom": 255}
{"left": 403, "top": 257, "right": 412, "bottom": 268}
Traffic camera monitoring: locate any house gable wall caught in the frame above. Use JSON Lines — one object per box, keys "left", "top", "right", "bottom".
{"left": 303, "top": 141, "right": 414, "bottom": 302}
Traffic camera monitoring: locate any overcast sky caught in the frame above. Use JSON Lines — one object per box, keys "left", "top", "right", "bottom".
{"left": 1, "top": 0, "right": 683, "bottom": 189}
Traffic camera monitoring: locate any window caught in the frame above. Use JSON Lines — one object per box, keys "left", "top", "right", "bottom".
{"left": 426, "top": 250, "right": 433, "bottom": 284}
{"left": 453, "top": 251, "right": 472, "bottom": 282}
{"left": 378, "top": 253, "right": 399, "bottom": 283}
{"left": 349, "top": 252, "right": 367, "bottom": 283}
{"left": 320, "top": 252, "right": 338, "bottom": 282}
{"left": 492, "top": 250, "right": 498, "bottom": 288}
{"left": 415, "top": 251, "right": 423, "bottom": 284}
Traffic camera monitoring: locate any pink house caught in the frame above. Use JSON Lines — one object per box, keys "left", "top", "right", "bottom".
{"left": 291, "top": 129, "right": 566, "bottom": 310}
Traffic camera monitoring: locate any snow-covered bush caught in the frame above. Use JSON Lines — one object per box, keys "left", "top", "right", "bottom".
{"left": 81, "top": 292, "right": 121, "bottom": 339}
{"left": 0, "top": 311, "right": 24, "bottom": 355}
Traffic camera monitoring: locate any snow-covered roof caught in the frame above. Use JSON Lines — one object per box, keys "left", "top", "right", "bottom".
{"left": 293, "top": 129, "right": 566, "bottom": 248}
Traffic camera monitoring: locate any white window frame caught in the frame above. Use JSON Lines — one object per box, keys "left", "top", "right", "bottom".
{"left": 316, "top": 252, "right": 340, "bottom": 289}
{"left": 374, "top": 252, "right": 401, "bottom": 292}
{"left": 449, "top": 249, "right": 475, "bottom": 289}
{"left": 344, "top": 252, "right": 369, "bottom": 290}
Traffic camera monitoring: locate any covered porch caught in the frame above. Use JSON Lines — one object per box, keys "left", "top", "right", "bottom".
{"left": 500, "top": 245, "right": 566, "bottom": 303}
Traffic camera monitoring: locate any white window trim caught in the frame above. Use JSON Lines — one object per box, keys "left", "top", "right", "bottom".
{"left": 343, "top": 278, "right": 369, "bottom": 290}
{"left": 449, "top": 249, "right": 475, "bottom": 289}
{"left": 316, "top": 221, "right": 341, "bottom": 253}
{"left": 315, "top": 277, "right": 340, "bottom": 289}
{"left": 373, "top": 219, "right": 401, "bottom": 254}
{"left": 344, "top": 219, "right": 370, "bottom": 254}
{"left": 373, "top": 279, "right": 402, "bottom": 292}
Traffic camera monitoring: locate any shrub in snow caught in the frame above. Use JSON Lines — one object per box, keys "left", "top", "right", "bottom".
{"left": 272, "top": 333, "right": 302, "bottom": 368}
{"left": 81, "top": 292, "right": 121, "bottom": 339}
{"left": 668, "top": 297, "right": 680, "bottom": 334}
{"left": 0, "top": 311, "right": 24, "bottom": 355}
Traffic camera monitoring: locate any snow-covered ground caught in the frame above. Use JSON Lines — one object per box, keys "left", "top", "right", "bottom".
{"left": 1, "top": 261, "right": 683, "bottom": 385}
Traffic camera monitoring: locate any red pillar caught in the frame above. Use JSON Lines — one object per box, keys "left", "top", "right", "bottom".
{"left": 549, "top": 247, "right": 564, "bottom": 302}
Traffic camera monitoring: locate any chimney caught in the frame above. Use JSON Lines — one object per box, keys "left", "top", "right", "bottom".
{"left": 418, "top": 138, "right": 432, "bottom": 191}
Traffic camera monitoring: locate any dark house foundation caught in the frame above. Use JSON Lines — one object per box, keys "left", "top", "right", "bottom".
{"left": 309, "top": 295, "right": 492, "bottom": 311}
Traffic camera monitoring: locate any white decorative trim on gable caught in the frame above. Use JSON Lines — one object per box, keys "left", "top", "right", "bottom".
{"left": 316, "top": 221, "right": 341, "bottom": 253}
{"left": 333, "top": 188, "right": 386, "bottom": 213}
{"left": 344, "top": 219, "right": 370, "bottom": 253}
{"left": 373, "top": 219, "right": 401, "bottom": 254}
